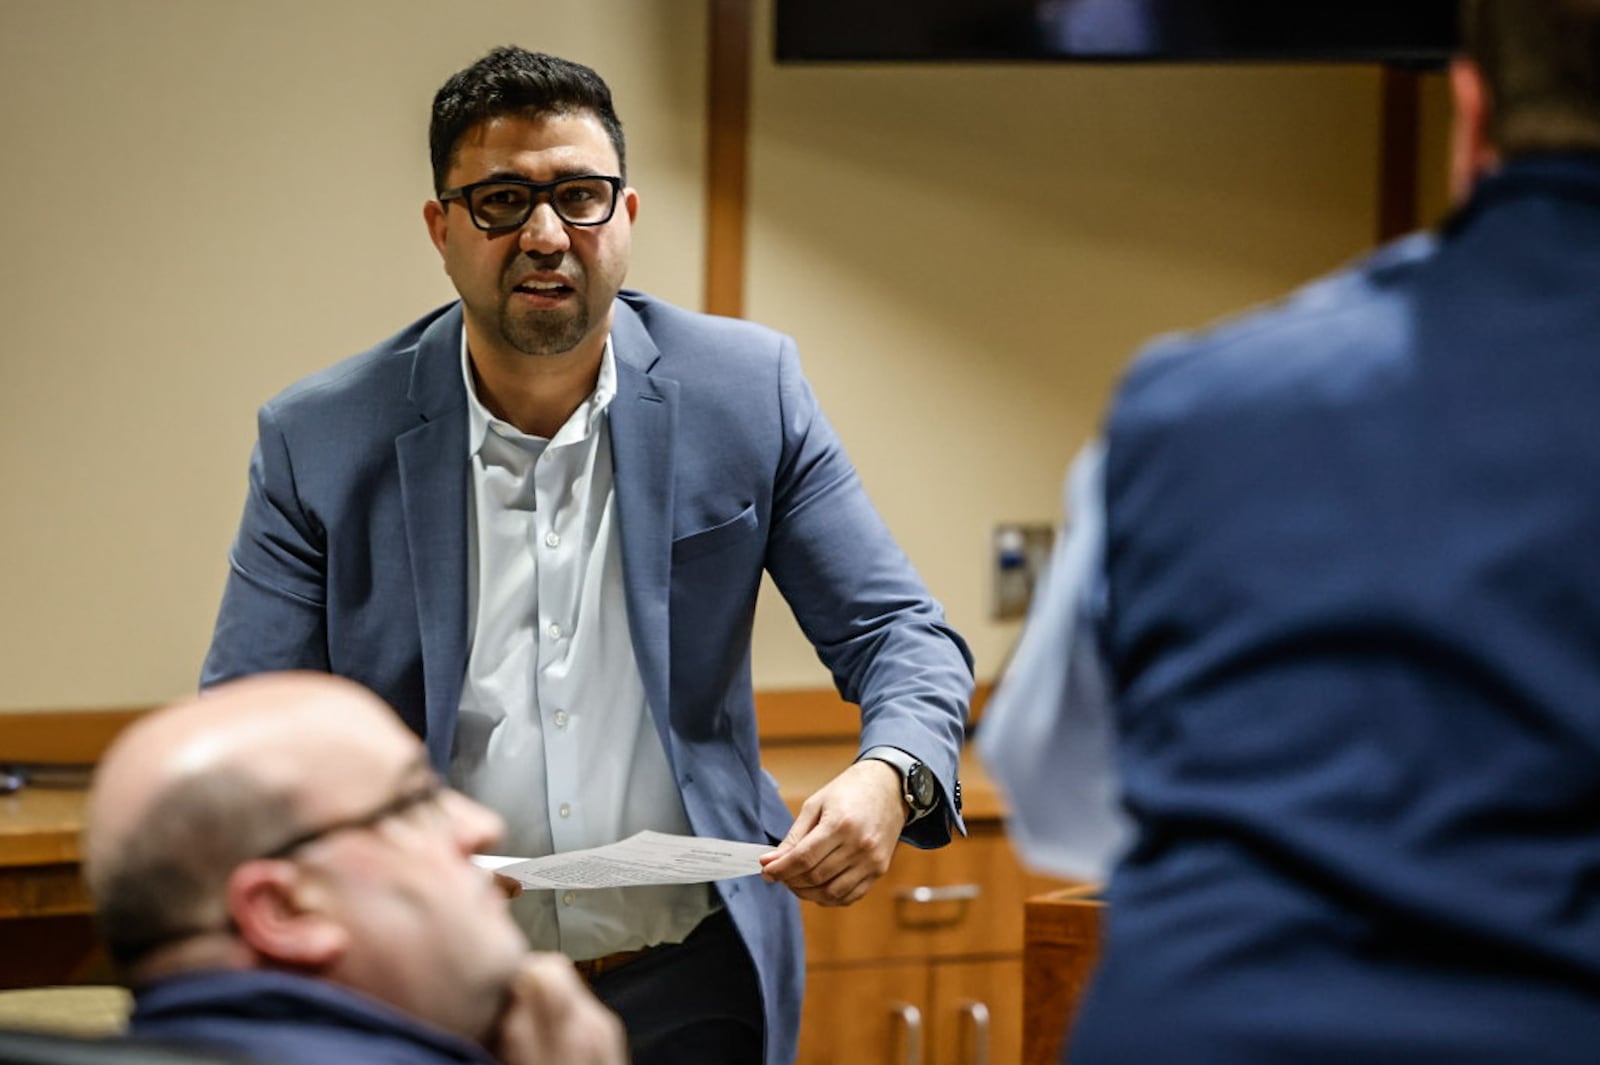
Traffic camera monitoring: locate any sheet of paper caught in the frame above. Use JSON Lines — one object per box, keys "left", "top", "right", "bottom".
{"left": 473, "top": 830, "right": 772, "bottom": 890}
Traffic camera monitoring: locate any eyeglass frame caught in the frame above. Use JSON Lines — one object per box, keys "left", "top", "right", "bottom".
{"left": 103, "top": 773, "right": 456, "bottom": 965}
{"left": 257, "top": 776, "right": 449, "bottom": 861}
{"left": 437, "top": 174, "right": 625, "bottom": 232}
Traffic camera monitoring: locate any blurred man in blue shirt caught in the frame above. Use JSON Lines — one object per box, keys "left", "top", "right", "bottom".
{"left": 983, "top": 2, "right": 1600, "bottom": 1061}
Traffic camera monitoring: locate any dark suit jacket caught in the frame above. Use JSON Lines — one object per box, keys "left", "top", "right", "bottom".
{"left": 1074, "top": 155, "right": 1600, "bottom": 1064}
{"left": 131, "top": 970, "right": 492, "bottom": 1064}
{"left": 203, "top": 290, "right": 974, "bottom": 1065}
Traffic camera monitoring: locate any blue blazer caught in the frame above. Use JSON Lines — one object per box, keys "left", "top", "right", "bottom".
{"left": 203, "top": 290, "right": 973, "bottom": 1065}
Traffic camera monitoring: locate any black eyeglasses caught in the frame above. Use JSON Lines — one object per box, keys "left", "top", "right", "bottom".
{"left": 439, "top": 175, "right": 624, "bottom": 231}
{"left": 259, "top": 777, "right": 448, "bottom": 860}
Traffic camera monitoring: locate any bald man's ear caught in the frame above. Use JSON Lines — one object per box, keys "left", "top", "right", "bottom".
{"left": 226, "top": 861, "right": 350, "bottom": 969}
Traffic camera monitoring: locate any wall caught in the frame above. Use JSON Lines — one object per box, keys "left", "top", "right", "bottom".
{"left": 743, "top": 2, "right": 1448, "bottom": 685}
{"left": 0, "top": 0, "right": 1450, "bottom": 710}
{"left": 0, "top": 0, "right": 706, "bottom": 709}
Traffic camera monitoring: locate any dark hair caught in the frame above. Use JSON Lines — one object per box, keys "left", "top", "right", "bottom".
{"left": 429, "top": 47, "right": 627, "bottom": 194}
{"left": 1466, "top": 0, "right": 1600, "bottom": 153}
{"left": 89, "top": 770, "right": 298, "bottom": 973}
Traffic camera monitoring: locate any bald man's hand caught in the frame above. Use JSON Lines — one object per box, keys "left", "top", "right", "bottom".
{"left": 487, "top": 953, "right": 627, "bottom": 1065}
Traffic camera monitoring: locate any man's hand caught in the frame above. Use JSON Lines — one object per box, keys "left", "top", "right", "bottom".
{"left": 759, "top": 758, "right": 905, "bottom": 906}
{"left": 487, "top": 953, "right": 627, "bottom": 1065}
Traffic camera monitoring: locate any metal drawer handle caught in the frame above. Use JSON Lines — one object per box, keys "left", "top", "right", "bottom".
{"left": 890, "top": 1002, "right": 924, "bottom": 1065}
{"left": 959, "top": 1000, "right": 991, "bottom": 1065}
{"left": 896, "top": 883, "right": 982, "bottom": 904}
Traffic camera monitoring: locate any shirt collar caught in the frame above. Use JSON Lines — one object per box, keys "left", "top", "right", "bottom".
{"left": 1446, "top": 151, "right": 1600, "bottom": 239}
{"left": 460, "top": 325, "right": 617, "bottom": 456}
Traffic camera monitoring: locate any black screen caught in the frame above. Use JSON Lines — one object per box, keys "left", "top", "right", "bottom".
{"left": 774, "top": 0, "right": 1460, "bottom": 65}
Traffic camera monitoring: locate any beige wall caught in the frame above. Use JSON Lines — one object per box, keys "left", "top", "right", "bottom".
{"left": 0, "top": 0, "right": 1450, "bottom": 710}
{"left": 0, "top": 0, "right": 706, "bottom": 709}
{"left": 744, "top": 2, "right": 1449, "bottom": 685}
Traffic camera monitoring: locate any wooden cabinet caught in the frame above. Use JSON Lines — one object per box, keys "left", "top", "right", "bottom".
{"left": 1022, "top": 887, "right": 1105, "bottom": 1065}
{"left": 794, "top": 957, "right": 1019, "bottom": 1065}
{"left": 762, "top": 741, "right": 1071, "bottom": 1065}
{"left": 793, "top": 821, "right": 1065, "bottom": 1065}
{"left": 794, "top": 961, "right": 927, "bottom": 1065}
{"left": 931, "top": 958, "right": 1022, "bottom": 1065}
{"left": 0, "top": 785, "right": 110, "bottom": 989}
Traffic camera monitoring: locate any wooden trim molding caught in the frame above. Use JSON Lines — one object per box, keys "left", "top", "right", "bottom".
{"left": 704, "top": 0, "right": 753, "bottom": 318}
{"left": 0, "top": 708, "right": 146, "bottom": 766}
{"left": 0, "top": 684, "right": 991, "bottom": 765}
{"left": 1023, "top": 884, "right": 1106, "bottom": 1065}
{"left": 1378, "top": 66, "right": 1423, "bottom": 244}
{"left": 756, "top": 684, "right": 994, "bottom": 743}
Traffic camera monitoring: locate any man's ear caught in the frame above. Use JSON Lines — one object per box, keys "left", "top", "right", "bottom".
{"left": 226, "top": 861, "right": 350, "bottom": 969}
{"left": 1449, "top": 57, "right": 1500, "bottom": 205}
{"left": 424, "top": 198, "right": 449, "bottom": 260}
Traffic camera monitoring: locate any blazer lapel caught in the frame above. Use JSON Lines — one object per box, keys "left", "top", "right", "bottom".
{"left": 397, "top": 304, "right": 470, "bottom": 769}
{"left": 608, "top": 302, "right": 678, "bottom": 754}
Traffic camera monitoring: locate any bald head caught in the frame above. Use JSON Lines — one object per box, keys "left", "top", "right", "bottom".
{"left": 84, "top": 673, "right": 421, "bottom": 975}
{"left": 86, "top": 673, "right": 523, "bottom": 1043}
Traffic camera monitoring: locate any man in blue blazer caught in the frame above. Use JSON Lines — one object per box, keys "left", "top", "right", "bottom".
{"left": 984, "top": 1, "right": 1600, "bottom": 1061}
{"left": 203, "top": 48, "right": 973, "bottom": 1065}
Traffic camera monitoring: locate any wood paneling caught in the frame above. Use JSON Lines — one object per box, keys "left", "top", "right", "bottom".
{"left": 0, "top": 788, "right": 90, "bottom": 867}
{"left": 0, "top": 917, "right": 110, "bottom": 990}
{"left": 0, "top": 687, "right": 982, "bottom": 762}
{"left": 797, "top": 960, "right": 929, "bottom": 1065}
{"left": 932, "top": 958, "right": 1024, "bottom": 1065}
{"left": 0, "top": 708, "right": 143, "bottom": 765}
{"left": 802, "top": 823, "right": 1059, "bottom": 966}
{"left": 705, "top": 0, "right": 752, "bottom": 318}
{"left": 765, "top": 743, "right": 1010, "bottom": 823}
{"left": 1378, "top": 66, "right": 1423, "bottom": 243}
{"left": 0, "top": 863, "right": 91, "bottom": 921}
{"left": 1023, "top": 886, "right": 1106, "bottom": 1065}
{"left": 756, "top": 684, "right": 992, "bottom": 743}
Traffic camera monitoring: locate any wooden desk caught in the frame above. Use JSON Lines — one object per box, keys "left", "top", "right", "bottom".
{"left": 1023, "top": 885, "right": 1105, "bottom": 1065}
{"left": 0, "top": 786, "right": 106, "bottom": 988}
{"left": 1, "top": 786, "right": 93, "bottom": 918}
{"left": 0, "top": 729, "right": 1030, "bottom": 1005}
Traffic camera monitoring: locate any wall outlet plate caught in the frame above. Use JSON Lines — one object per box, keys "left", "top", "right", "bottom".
{"left": 992, "top": 523, "right": 1055, "bottom": 620}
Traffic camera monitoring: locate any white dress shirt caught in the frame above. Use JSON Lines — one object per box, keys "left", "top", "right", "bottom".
{"left": 447, "top": 330, "right": 714, "bottom": 959}
{"left": 976, "top": 441, "right": 1130, "bottom": 881}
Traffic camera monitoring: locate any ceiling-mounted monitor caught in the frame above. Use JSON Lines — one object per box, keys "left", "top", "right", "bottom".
{"left": 774, "top": 0, "right": 1460, "bottom": 65}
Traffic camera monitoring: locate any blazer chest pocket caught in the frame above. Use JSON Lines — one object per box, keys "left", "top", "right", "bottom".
{"left": 672, "top": 503, "right": 758, "bottom": 564}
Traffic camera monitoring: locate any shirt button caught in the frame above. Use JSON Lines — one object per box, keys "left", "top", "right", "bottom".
{"left": 554, "top": 710, "right": 569, "bottom": 729}
{"left": 544, "top": 531, "right": 561, "bottom": 548}
{"left": 563, "top": 891, "right": 575, "bottom": 906}
{"left": 547, "top": 622, "right": 562, "bottom": 639}
{"left": 559, "top": 803, "right": 572, "bottom": 818}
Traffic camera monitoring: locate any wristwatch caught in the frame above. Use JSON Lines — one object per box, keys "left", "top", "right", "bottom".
{"left": 860, "top": 746, "right": 940, "bottom": 825}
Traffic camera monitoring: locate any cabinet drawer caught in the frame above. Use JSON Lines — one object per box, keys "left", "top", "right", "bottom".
{"left": 794, "top": 961, "right": 928, "bottom": 1065}
{"left": 803, "top": 823, "right": 1059, "bottom": 965}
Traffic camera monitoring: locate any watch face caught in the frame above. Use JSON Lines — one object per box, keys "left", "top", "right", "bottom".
{"left": 907, "top": 762, "right": 936, "bottom": 811}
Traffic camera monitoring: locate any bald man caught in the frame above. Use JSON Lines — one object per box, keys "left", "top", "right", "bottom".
{"left": 83, "top": 672, "right": 625, "bottom": 1065}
